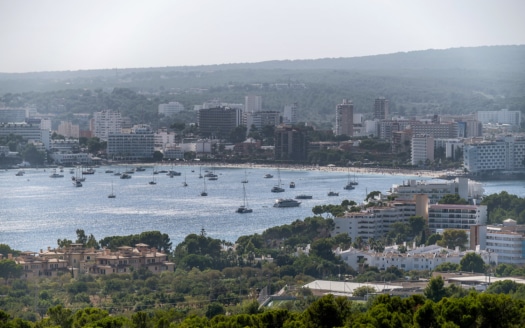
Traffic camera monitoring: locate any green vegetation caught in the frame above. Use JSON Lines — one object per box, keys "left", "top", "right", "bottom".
{"left": 481, "top": 191, "right": 525, "bottom": 224}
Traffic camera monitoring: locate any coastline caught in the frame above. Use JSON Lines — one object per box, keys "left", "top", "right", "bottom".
{"left": 166, "top": 161, "right": 446, "bottom": 179}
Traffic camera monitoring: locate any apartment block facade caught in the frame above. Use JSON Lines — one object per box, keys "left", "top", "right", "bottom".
{"left": 463, "top": 136, "right": 525, "bottom": 173}
{"left": 335, "top": 99, "right": 354, "bottom": 136}
{"left": 197, "top": 106, "right": 242, "bottom": 139}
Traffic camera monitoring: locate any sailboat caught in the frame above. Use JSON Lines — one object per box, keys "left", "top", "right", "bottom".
{"left": 108, "top": 181, "right": 116, "bottom": 198}
{"left": 350, "top": 171, "right": 359, "bottom": 186}
{"left": 236, "top": 183, "right": 253, "bottom": 213}
{"left": 344, "top": 167, "right": 355, "bottom": 190}
{"left": 271, "top": 167, "right": 284, "bottom": 192}
{"left": 201, "top": 177, "right": 208, "bottom": 196}
{"left": 149, "top": 169, "right": 157, "bottom": 185}
{"left": 183, "top": 172, "right": 188, "bottom": 187}
{"left": 241, "top": 169, "right": 248, "bottom": 183}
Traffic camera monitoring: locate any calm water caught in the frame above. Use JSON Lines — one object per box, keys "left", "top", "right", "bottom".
{"left": 1, "top": 165, "right": 523, "bottom": 252}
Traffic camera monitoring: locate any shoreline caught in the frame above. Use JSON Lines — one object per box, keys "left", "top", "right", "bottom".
{"left": 170, "top": 162, "right": 447, "bottom": 179}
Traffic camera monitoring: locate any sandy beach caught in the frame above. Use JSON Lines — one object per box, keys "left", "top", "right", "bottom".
{"left": 164, "top": 161, "right": 447, "bottom": 179}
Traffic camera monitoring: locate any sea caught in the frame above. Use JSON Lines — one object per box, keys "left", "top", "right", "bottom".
{"left": 1, "top": 165, "right": 524, "bottom": 253}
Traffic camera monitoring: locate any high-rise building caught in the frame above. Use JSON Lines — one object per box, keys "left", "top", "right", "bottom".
{"left": 374, "top": 97, "right": 389, "bottom": 120}
{"left": 158, "top": 101, "right": 185, "bottom": 116}
{"left": 93, "top": 110, "right": 122, "bottom": 141}
{"left": 107, "top": 125, "right": 154, "bottom": 161}
{"left": 411, "top": 134, "right": 434, "bottom": 165}
{"left": 244, "top": 95, "right": 262, "bottom": 113}
{"left": 57, "top": 121, "right": 80, "bottom": 138}
{"left": 274, "top": 125, "right": 308, "bottom": 161}
{"left": 283, "top": 103, "right": 298, "bottom": 125}
{"left": 197, "top": 106, "right": 242, "bottom": 139}
{"left": 335, "top": 99, "right": 354, "bottom": 136}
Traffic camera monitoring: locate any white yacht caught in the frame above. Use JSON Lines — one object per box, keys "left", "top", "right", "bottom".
{"left": 273, "top": 198, "right": 301, "bottom": 208}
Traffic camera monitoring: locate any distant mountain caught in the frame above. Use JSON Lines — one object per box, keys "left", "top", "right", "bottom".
{"left": 0, "top": 45, "right": 523, "bottom": 126}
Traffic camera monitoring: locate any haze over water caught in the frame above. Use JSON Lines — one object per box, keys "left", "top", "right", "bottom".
{"left": 1, "top": 165, "right": 523, "bottom": 252}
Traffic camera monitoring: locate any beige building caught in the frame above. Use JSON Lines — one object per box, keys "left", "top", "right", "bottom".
{"left": 10, "top": 243, "right": 174, "bottom": 279}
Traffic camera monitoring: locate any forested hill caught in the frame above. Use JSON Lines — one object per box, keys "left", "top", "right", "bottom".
{"left": 0, "top": 45, "right": 524, "bottom": 124}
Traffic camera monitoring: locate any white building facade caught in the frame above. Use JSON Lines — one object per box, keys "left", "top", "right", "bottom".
{"left": 411, "top": 134, "right": 434, "bottom": 165}
{"left": 463, "top": 136, "right": 525, "bottom": 173}
{"left": 158, "top": 101, "right": 185, "bottom": 116}
{"left": 93, "top": 110, "right": 122, "bottom": 141}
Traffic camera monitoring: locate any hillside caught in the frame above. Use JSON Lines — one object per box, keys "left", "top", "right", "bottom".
{"left": 0, "top": 45, "right": 524, "bottom": 126}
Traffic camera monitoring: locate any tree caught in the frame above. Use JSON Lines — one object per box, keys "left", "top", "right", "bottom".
{"left": 409, "top": 215, "right": 426, "bottom": 237}
{"left": 352, "top": 285, "right": 377, "bottom": 297}
{"left": 460, "top": 252, "right": 486, "bottom": 273}
{"left": 438, "top": 194, "right": 468, "bottom": 205}
{"left": 424, "top": 275, "right": 447, "bottom": 302}
{"left": 205, "top": 302, "right": 225, "bottom": 319}
{"left": 426, "top": 233, "right": 443, "bottom": 246}
{"left": 0, "top": 259, "right": 23, "bottom": 283}
{"left": 229, "top": 125, "right": 247, "bottom": 143}
{"left": 310, "top": 238, "right": 335, "bottom": 261}
{"left": 438, "top": 229, "right": 468, "bottom": 250}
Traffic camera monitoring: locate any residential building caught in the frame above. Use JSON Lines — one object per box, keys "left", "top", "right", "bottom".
{"left": 477, "top": 109, "right": 522, "bottom": 128}
{"left": 392, "top": 130, "right": 412, "bottom": 154}
{"left": 335, "top": 99, "right": 354, "bottom": 136}
{"left": 471, "top": 220, "right": 525, "bottom": 265}
{"left": 411, "top": 134, "right": 434, "bottom": 165}
{"left": 428, "top": 204, "right": 487, "bottom": 233}
{"left": 0, "top": 108, "right": 27, "bottom": 123}
{"left": 107, "top": 125, "right": 155, "bottom": 161}
{"left": 332, "top": 201, "right": 417, "bottom": 242}
{"left": 57, "top": 121, "right": 80, "bottom": 138}
{"left": 158, "top": 101, "right": 185, "bottom": 116}
{"left": 390, "top": 177, "right": 484, "bottom": 203}
{"left": 463, "top": 135, "right": 525, "bottom": 173}
{"left": 244, "top": 95, "right": 262, "bottom": 113}
{"left": 11, "top": 243, "right": 176, "bottom": 279}
{"left": 50, "top": 152, "right": 92, "bottom": 166}
{"left": 379, "top": 119, "right": 414, "bottom": 141}
{"left": 0, "top": 122, "right": 44, "bottom": 141}
{"left": 246, "top": 110, "right": 280, "bottom": 133}
{"left": 373, "top": 97, "right": 389, "bottom": 120}
{"left": 274, "top": 125, "right": 308, "bottom": 161}
{"left": 197, "top": 106, "right": 242, "bottom": 139}
{"left": 457, "top": 120, "right": 483, "bottom": 138}
{"left": 338, "top": 245, "right": 495, "bottom": 272}
{"left": 92, "top": 110, "right": 122, "bottom": 141}
{"left": 283, "top": 103, "right": 298, "bottom": 125}
{"left": 409, "top": 122, "right": 459, "bottom": 139}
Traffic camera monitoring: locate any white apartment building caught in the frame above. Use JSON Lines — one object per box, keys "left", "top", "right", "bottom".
{"left": 390, "top": 177, "right": 484, "bottom": 203}
{"left": 333, "top": 201, "right": 417, "bottom": 242}
{"left": 463, "top": 135, "right": 525, "bottom": 173}
{"left": 335, "top": 99, "right": 354, "bottom": 136}
{"left": 158, "top": 101, "right": 185, "bottom": 116}
{"left": 428, "top": 204, "right": 487, "bottom": 233}
{"left": 411, "top": 134, "right": 434, "bottom": 165}
{"left": 477, "top": 109, "right": 522, "bottom": 127}
{"left": 283, "top": 103, "right": 298, "bottom": 125}
{"left": 338, "top": 245, "right": 495, "bottom": 272}
{"left": 92, "top": 110, "right": 122, "bottom": 141}
{"left": 244, "top": 95, "right": 262, "bottom": 113}
{"left": 471, "top": 221, "right": 525, "bottom": 265}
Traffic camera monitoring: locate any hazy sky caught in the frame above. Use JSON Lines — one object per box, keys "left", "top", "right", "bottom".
{"left": 1, "top": 0, "right": 524, "bottom": 73}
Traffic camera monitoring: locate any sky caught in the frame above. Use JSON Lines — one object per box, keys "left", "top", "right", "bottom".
{"left": 1, "top": 0, "right": 524, "bottom": 73}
